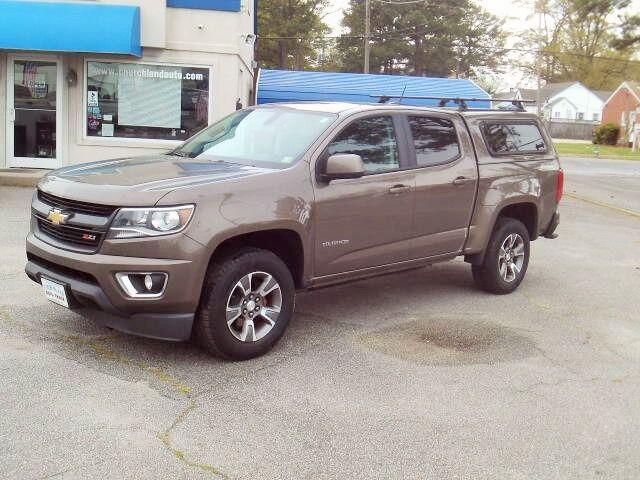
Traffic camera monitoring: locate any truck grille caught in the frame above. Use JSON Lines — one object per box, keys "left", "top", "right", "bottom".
{"left": 34, "top": 190, "right": 116, "bottom": 253}
{"left": 37, "top": 218, "right": 104, "bottom": 248}
{"left": 38, "top": 190, "right": 117, "bottom": 216}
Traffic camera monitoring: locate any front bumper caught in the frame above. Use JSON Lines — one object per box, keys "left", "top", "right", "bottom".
{"left": 25, "top": 233, "right": 206, "bottom": 341}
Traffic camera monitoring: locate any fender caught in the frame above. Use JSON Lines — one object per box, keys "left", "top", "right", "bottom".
{"left": 464, "top": 196, "right": 539, "bottom": 265}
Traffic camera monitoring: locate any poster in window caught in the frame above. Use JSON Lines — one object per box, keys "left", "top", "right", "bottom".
{"left": 117, "top": 64, "right": 182, "bottom": 128}
{"left": 86, "top": 61, "right": 210, "bottom": 141}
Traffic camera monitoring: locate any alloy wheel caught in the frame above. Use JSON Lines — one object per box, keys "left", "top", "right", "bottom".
{"left": 225, "top": 271, "right": 282, "bottom": 342}
{"left": 498, "top": 233, "right": 525, "bottom": 283}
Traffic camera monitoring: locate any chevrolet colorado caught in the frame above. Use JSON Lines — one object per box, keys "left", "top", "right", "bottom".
{"left": 25, "top": 102, "right": 562, "bottom": 359}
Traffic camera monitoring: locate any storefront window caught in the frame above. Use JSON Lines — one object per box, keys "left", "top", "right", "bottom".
{"left": 86, "top": 61, "right": 209, "bottom": 141}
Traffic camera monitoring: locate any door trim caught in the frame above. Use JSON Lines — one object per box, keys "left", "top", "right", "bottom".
{"left": 307, "top": 251, "right": 458, "bottom": 289}
{"left": 6, "top": 53, "right": 63, "bottom": 169}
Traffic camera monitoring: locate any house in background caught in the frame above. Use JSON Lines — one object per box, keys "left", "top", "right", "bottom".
{"left": 495, "top": 82, "right": 611, "bottom": 122}
{"left": 602, "top": 81, "right": 640, "bottom": 146}
{"left": 494, "top": 82, "right": 612, "bottom": 140}
{"left": 540, "top": 82, "right": 610, "bottom": 122}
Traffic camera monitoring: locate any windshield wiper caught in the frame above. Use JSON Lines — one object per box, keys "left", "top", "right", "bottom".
{"left": 169, "top": 150, "right": 191, "bottom": 158}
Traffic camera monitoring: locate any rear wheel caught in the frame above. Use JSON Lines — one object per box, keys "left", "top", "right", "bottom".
{"left": 472, "top": 217, "right": 530, "bottom": 294}
{"left": 195, "top": 248, "right": 295, "bottom": 360}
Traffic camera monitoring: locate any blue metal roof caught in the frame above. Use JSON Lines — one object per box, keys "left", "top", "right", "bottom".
{"left": 257, "top": 69, "right": 491, "bottom": 108}
{"left": 0, "top": 0, "right": 141, "bottom": 56}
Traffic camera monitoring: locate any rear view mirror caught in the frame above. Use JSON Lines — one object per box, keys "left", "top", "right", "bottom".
{"left": 323, "top": 154, "right": 365, "bottom": 181}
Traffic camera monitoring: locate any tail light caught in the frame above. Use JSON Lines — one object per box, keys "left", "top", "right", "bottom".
{"left": 556, "top": 169, "right": 564, "bottom": 203}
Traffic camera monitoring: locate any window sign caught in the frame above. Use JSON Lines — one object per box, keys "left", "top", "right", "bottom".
{"left": 86, "top": 61, "right": 210, "bottom": 141}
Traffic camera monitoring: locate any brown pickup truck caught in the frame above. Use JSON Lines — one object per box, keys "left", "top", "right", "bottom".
{"left": 25, "top": 102, "right": 562, "bottom": 360}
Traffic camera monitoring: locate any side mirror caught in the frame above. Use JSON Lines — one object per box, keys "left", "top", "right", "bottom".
{"left": 323, "top": 154, "right": 365, "bottom": 181}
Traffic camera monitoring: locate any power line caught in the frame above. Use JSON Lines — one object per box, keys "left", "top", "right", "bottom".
{"left": 258, "top": 35, "right": 640, "bottom": 66}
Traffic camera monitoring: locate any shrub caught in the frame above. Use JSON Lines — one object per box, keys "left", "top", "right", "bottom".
{"left": 593, "top": 123, "right": 620, "bottom": 145}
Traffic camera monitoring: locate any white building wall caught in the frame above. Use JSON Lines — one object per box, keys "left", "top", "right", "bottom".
{"left": 1, "top": 2, "right": 255, "bottom": 169}
{"left": 547, "top": 83, "right": 604, "bottom": 122}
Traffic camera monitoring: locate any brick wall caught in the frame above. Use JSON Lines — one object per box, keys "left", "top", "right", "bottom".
{"left": 602, "top": 87, "right": 640, "bottom": 126}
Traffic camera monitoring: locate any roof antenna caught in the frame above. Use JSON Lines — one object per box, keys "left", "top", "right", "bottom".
{"left": 398, "top": 84, "right": 407, "bottom": 105}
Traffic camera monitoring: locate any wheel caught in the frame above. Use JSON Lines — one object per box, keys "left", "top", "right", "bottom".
{"left": 472, "top": 217, "right": 530, "bottom": 294}
{"left": 194, "top": 248, "right": 295, "bottom": 360}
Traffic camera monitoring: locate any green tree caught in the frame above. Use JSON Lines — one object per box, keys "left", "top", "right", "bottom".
{"left": 336, "top": 0, "right": 506, "bottom": 78}
{"left": 518, "top": 0, "right": 640, "bottom": 89}
{"left": 257, "top": 0, "right": 330, "bottom": 70}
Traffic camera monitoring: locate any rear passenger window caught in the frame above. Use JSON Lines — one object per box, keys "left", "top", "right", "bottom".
{"left": 482, "top": 123, "right": 547, "bottom": 154}
{"left": 327, "top": 116, "right": 399, "bottom": 173}
{"left": 408, "top": 116, "right": 460, "bottom": 166}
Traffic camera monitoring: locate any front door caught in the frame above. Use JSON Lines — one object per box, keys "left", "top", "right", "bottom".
{"left": 313, "top": 114, "right": 415, "bottom": 277}
{"left": 6, "top": 56, "right": 62, "bottom": 169}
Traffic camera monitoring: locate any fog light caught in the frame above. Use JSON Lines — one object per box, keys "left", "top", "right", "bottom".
{"left": 115, "top": 272, "right": 168, "bottom": 298}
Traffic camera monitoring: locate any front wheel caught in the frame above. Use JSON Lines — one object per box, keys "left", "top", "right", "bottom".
{"left": 472, "top": 217, "right": 530, "bottom": 294}
{"left": 194, "top": 248, "right": 295, "bottom": 360}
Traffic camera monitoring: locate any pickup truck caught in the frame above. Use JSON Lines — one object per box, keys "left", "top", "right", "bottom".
{"left": 25, "top": 102, "right": 562, "bottom": 360}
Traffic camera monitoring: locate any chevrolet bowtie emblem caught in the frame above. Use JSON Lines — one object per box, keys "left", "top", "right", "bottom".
{"left": 47, "top": 208, "right": 72, "bottom": 225}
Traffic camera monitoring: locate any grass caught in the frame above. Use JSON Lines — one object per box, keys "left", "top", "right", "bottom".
{"left": 554, "top": 142, "right": 640, "bottom": 160}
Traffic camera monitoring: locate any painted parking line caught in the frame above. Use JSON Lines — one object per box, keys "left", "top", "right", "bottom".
{"left": 565, "top": 192, "right": 640, "bottom": 219}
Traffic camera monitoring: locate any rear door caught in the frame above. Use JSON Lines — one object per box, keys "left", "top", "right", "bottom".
{"left": 403, "top": 113, "right": 478, "bottom": 259}
{"left": 312, "top": 114, "right": 415, "bottom": 277}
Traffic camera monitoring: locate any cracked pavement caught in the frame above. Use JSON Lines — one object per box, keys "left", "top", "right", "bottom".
{"left": 1, "top": 156, "right": 640, "bottom": 479}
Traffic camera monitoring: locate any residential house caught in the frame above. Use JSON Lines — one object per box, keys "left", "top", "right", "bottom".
{"left": 495, "top": 82, "right": 611, "bottom": 122}
{"left": 602, "top": 81, "right": 640, "bottom": 146}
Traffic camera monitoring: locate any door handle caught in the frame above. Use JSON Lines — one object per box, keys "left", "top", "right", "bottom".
{"left": 388, "top": 184, "right": 411, "bottom": 195}
{"left": 452, "top": 176, "right": 473, "bottom": 186}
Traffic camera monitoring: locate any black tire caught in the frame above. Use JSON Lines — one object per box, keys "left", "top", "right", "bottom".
{"left": 472, "top": 217, "right": 530, "bottom": 294}
{"left": 194, "top": 248, "right": 295, "bottom": 360}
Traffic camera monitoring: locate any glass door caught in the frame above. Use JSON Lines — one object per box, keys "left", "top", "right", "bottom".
{"left": 7, "top": 57, "right": 61, "bottom": 169}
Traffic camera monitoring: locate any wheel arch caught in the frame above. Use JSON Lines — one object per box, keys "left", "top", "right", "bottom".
{"left": 465, "top": 199, "right": 539, "bottom": 265}
{"left": 205, "top": 227, "right": 306, "bottom": 289}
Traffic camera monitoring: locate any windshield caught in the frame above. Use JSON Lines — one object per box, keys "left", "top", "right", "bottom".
{"left": 171, "top": 107, "right": 337, "bottom": 169}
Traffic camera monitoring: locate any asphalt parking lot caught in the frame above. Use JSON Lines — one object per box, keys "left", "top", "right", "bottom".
{"left": 1, "top": 157, "right": 639, "bottom": 479}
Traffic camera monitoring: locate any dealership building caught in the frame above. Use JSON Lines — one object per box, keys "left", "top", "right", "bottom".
{"left": 0, "top": 0, "right": 255, "bottom": 170}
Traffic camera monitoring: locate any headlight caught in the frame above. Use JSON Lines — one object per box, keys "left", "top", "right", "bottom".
{"left": 107, "top": 205, "right": 195, "bottom": 239}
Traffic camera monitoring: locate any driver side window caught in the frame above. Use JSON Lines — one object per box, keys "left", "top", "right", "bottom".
{"left": 326, "top": 116, "right": 399, "bottom": 174}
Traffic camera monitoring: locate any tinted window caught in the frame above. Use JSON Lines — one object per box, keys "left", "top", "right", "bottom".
{"left": 408, "top": 116, "right": 460, "bottom": 166}
{"left": 482, "top": 123, "right": 546, "bottom": 154}
{"left": 327, "top": 116, "right": 399, "bottom": 173}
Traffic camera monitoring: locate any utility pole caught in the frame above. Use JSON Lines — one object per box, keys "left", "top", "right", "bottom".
{"left": 536, "top": 8, "right": 543, "bottom": 117}
{"left": 364, "top": 0, "right": 370, "bottom": 74}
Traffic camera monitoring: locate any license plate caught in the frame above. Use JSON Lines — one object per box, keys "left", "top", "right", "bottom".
{"left": 41, "top": 277, "right": 69, "bottom": 308}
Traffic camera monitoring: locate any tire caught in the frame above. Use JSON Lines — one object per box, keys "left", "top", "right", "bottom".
{"left": 194, "top": 248, "right": 295, "bottom": 360}
{"left": 472, "top": 217, "right": 530, "bottom": 295}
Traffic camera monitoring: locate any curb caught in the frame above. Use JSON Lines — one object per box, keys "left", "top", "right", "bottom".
{"left": 0, "top": 169, "right": 47, "bottom": 188}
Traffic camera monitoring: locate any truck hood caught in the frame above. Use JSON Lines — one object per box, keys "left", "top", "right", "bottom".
{"left": 38, "top": 155, "right": 276, "bottom": 206}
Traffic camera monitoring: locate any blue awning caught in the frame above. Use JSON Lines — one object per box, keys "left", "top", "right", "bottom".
{"left": 0, "top": 0, "right": 141, "bottom": 56}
